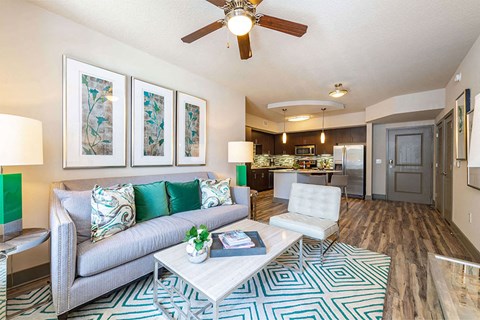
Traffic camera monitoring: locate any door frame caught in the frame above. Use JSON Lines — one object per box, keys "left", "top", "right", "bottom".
{"left": 435, "top": 111, "right": 454, "bottom": 220}
{"left": 385, "top": 125, "right": 434, "bottom": 204}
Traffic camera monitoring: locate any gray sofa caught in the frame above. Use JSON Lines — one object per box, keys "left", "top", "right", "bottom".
{"left": 49, "top": 172, "right": 250, "bottom": 317}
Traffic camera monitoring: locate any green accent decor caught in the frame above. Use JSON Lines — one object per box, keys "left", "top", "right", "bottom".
{"left": 236, "top": 164, "right": 247, "bottom": 186}
{"left": 165, "top": 180, "right": 201, "bottom": 214}
{"left": 0, "top": 174, "right": 22, "bottom": 224}
{"left": 133, "top": 181, "right": 170, "bottom": 222}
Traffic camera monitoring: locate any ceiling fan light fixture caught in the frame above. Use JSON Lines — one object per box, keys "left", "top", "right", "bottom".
{"left": 226, "top": 9, "right": 254, "bottom": 36}
{"left": 287, "top": 115, "right": 311, "bottom": 122}
{"left": 329, "top": 83, "right": 348, "bottom": 98}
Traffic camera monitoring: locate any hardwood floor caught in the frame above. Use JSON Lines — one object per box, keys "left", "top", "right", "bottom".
{"left": 255, "top": 190, "right": 477, "bottom": 320}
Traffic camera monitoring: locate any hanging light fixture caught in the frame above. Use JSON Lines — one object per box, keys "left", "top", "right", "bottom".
{"left": 320, "top": 108, "right": 326, "bottom": 144}
{"left": 282, "top": 108, "right": 287, "bottom": 144}
{"left": 226, "top": 8, "right": 254, "bottom": 36}
{"left": 329, "top": 83, "right": 348, "bottom": 98}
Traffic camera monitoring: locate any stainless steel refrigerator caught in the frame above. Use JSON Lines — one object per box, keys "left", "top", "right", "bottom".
{"left": 333, "top": 145, "right": 365, "bottom": 198}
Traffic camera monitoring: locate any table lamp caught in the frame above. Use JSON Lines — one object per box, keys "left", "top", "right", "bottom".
{"left": 0, "top": 114, "right": 43, "bottom": 242}
{"left": 228, "top": 141, "right": 253, "bottom": 186}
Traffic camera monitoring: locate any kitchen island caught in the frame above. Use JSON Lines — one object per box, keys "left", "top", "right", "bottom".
{"left": 272, "top": 169, "right": 342, "bottom": 201}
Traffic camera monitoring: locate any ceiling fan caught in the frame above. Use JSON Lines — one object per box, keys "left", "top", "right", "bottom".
{"left": 181, "top": 0, "right": 308, "bottom": 60}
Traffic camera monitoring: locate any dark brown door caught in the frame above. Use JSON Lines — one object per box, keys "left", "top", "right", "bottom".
{"left": 387, "top": 126, "right": 433, "bottom": 204}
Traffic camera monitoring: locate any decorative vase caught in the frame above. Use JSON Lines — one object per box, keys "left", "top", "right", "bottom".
{"left": 186, "top": 238, "right": 212, "bottom": 264}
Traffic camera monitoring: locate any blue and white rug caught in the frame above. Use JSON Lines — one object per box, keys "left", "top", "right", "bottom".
{"left": 9, "top": 241, "right": 391, "bottom": 319}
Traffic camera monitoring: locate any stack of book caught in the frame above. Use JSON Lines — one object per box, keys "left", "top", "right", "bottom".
{"left": 219, "top": 230, "right": 255, "bottom": 249}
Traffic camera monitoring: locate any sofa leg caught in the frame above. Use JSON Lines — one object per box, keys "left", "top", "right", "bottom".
{"left": 57, "top": 312, "right": 68, "bottom": 320}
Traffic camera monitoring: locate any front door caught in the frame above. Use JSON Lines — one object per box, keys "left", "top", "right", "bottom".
{"left": 387, "top": 126, "right": 433, "bottom": 204}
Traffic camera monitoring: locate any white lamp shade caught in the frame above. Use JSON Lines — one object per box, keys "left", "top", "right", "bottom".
{"left": 228, "top": 141, "right": 253, "bottom": 163}
{"left": 469, "top": 95, "right": 480, "bottom": 167}
{"left": 0, "top": 114, "right": 43, "bottom": 166}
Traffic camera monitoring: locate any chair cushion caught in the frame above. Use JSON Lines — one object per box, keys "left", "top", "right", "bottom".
{"left": 166, "top": 180, "right": 201, "bottom": 214}
{"left": 133, "top": 181, "right": 170, "bottom": 222}
{"left": 173, "top": 204, "right": 248, "bottom": 231}
{"left": 77, "top": 215, "right": 194, "bottom": 277}
{"left": 288, "top": 183, "right": 341, "bottom": 221}
{"left": 269, "top": 212, "right": 338, "bottom": 240}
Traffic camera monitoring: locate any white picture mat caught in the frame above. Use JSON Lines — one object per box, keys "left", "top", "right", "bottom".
{"left": 63, "top": 57, "right": 126, "bottom": 168}
{"left": 131, "top": 79, "right": 174, "bottom": 166}
{"left": 468, "top": 94, "right": 480, "bottom": 189}
{"left": 176, "top": 92, "right": 206, "bottom": 166}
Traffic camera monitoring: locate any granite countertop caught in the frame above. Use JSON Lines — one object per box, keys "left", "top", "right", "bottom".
{"left": 250, "top": 166, "right": 292, "bottom": 170}
{"left": 272, "top": 169, "right": 341, "bottom": 173}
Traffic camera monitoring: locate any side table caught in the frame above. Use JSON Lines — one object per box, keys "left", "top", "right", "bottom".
{"left": 250, "top": 189, "right": 258, "bottom": 221}
{"left": 0, "top": 228, "right": 50, "bottom": 319}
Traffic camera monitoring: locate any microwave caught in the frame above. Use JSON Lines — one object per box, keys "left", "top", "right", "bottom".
{"left": 295, "top": 145, "right": 316, "bottom": 156}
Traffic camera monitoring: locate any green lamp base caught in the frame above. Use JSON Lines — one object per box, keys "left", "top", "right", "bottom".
{"left": 236, "top": 164, "right": 247, "bottom": 186}
{"left": 0, "top": 173, "right": 22, "bottom": 242}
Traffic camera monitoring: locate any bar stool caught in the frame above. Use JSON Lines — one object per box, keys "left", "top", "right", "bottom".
{"left": 329, "top": 175, "right": 349, "bottom": 209}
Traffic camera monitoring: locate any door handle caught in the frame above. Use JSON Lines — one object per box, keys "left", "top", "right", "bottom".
{"left": 389, "top": 159, "right": 394, "bottom": 168}
{"left": 442, "top": 172, "right": 447, "bottom": 176}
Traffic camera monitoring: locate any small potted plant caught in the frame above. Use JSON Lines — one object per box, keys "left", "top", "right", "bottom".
{"left": 184, "top": 224, "right": 212, "bottom": 263}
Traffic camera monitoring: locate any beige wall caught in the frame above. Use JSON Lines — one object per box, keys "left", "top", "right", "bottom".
{"left": 0, "top": 0, "right": 246, "bottom": 272}
{"left": 372, "top": 120, "right": 435, "bottom": 196}
{"left": 439, "top": 34, "right": 480, "bottom": 251}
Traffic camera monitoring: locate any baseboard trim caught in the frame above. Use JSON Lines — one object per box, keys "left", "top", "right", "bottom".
{"left": 272, "top": 197, "right": 288, "bottom": 203}
{"left": 372, "top": 194, "right": 387, "bottom": 200}
{"left": 449, "top": 221, "right": 480, "bottom": 263}
{"left": 7, "top": 262, "right": 50, "bottom": 289}
{"left": 365, "top": 195, "right": 372, "bottom": 200}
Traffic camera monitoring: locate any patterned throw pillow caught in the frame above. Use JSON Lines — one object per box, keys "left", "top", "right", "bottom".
{"left": 91, "top": 184, "right": 136, "bottom": 243}
{"left": 199, "top": 178, "right": 233, "bottom": 209}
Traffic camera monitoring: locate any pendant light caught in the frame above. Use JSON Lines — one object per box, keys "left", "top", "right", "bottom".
{"left": 320, "top": 108, "right": 326, "bottom": 144}
{"left": 282, "top": 108, "right": 287, "bottom": 144}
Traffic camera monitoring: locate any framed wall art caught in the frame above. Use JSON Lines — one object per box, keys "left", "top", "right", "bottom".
{"left": 176, "top": 92, "right": 206, "bottom": 166}
{"left": 131, "top": 78, "right": 174, "bottom": 166}
{"left": 467, "top": 94, "right": 480, "bottom": 190}
{"left": 455, "top": 89, "right": 470, "bottom": 160}
{"left": 63, "top": 56, "right": 127, "bottom": 168}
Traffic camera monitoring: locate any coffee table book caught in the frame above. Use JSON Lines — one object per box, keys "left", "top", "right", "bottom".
{"left": 210, "top": 231, "right": 266, "bottom": 257}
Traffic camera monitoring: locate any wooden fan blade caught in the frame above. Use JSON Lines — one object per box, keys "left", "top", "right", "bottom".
{"left": 237, "top": 34, "right": 252, "bottom": 60}
{"left": 249, "top": 0, "right": 263, "bottom": 5}
{"left": 206, "top": 0, "right": 226, "bottom": 8}
{"left": 257, "top": 14, "right": 308, "bottom": 37}
{"left": 181, "top": 20, "right": 224, "bottom": 43}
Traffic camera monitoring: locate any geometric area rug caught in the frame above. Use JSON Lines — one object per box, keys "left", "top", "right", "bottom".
{"left": 9, "top": 241, "right": 391, "bottom": 319}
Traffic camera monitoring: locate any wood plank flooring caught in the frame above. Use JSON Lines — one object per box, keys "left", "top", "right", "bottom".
{"left": 255, "top": 190, "right": 476, "bottom": 320}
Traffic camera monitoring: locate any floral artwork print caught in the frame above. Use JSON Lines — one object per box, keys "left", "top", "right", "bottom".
{"left": 184, "top": 103, "right": 200, "bottom": 157}
{"left": 143, "top": 91, "right": 165, "bottom": 156}
{"left": 81, "top": 74, "right": 113, "bottom": 155}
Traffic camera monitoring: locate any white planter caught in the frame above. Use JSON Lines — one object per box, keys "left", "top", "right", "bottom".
{"left": 186, "top": 236, "right": 212, "bottom": 264}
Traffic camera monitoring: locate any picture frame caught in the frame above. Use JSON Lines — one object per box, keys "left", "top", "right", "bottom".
{"left": 176, "top": 92, "right": 207, "bottom": 166}
{"left": 63, "top": 56, "right": 127, "bottom": 168}
{"left": 467, "top": 97, "right": 480, "bottom": 190}
{"left": 455, "top": 89, "right": 470, "bottom": 160}
{"left": 131, "top": 78, "right": 175, "bottom": 166}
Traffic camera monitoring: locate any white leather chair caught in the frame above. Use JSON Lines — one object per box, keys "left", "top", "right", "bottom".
{"left": 269, "top": 183, "right": 341, "bottom": 264}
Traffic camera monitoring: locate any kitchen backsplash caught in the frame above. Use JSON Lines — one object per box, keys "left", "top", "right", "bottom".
{"left": 252, "top": 155, "right": 333, "bottom": 169}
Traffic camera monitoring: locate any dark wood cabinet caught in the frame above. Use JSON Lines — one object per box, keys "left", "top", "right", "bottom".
{"left": 247, "top": 167, "right": 270, "bottom": 192}
{"left": 246, "top": 128, "right": 275, "bottom": 155}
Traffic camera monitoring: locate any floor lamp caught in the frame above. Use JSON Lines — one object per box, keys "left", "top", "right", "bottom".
{"left": 228, "top": 141, "right": 253, "bottom": 186}
{"left": 0, "top": 114, "right": 43, "bottom": 242}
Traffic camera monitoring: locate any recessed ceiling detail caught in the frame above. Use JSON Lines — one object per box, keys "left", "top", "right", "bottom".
{"left": 267, "top": 100, "right": 344, "bottom": 117}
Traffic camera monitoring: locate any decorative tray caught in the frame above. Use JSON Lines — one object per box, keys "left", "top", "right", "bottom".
{"left": 210, "top": 231, "right": 266, "bottom": 258}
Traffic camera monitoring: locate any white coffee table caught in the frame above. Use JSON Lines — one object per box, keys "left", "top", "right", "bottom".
{"left": 153, "top": 219, "right": 303, "bottom": 320}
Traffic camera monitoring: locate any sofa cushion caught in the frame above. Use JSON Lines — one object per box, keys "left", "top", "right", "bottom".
{"left": 91, "top": 184, "right": 136, "bottom": 243}
{"left": 134, "top": 181, "right": 169, "bottom": 222}
{"left": 54, "top": 189, "right": 91, "bottom": 243}
{"left": 199, "top": 178, "right": 233, "bottom": 209}
{"left": 166, "top": 180, "right": 201, "bottom": 214}
{"left": 173, "top": 204, "right": 248, "bottom": 231}
{"left": 77, "top": 215, "right": 194, "bottom": 277}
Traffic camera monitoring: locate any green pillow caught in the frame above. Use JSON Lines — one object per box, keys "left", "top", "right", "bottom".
{"left": 165, "top": 180, "right": 201, "bottom": 214}
{"left": 134, "top": 181, "right": 170, "bottom": 222}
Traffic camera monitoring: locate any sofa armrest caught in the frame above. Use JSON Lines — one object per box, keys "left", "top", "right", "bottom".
{"left": 49, "top": 182, "right": 77, "bottom": 315}
{"left": 231, "top": 186, "right": 251, "bottom": 208}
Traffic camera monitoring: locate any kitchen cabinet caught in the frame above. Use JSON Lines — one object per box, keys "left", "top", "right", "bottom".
{"left": 247, "top": 168, "right": 271, "bottom": 192}
{"left": 248, "top": 129, "right": 275, "bottom": 155}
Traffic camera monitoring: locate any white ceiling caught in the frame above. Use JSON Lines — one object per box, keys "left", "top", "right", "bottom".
{"left": 30, "top": 0, "right": 480, "bottom": 122}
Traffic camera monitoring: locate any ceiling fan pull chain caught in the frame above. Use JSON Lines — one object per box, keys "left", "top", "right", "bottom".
{"left": 226, "top": 27, "right": 230, "bottom": 48}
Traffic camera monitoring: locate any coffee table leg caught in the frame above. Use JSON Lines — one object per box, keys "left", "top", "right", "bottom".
{"left": 299, "top": 237, "right": 304, "bottom": 273}
{"left": 212, "top": 301, "right": 219, "bottom": 320}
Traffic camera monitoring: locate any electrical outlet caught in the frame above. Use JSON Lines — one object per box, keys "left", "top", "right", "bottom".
{"left": 469, "top": 213, "right": 472, "bottom": 223}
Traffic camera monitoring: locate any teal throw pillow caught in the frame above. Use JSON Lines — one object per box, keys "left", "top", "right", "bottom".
{"left": 165, "top": 180, "right": 201, "bottom": 214}
{"left": 91, "top": 184, "right": 136, "bottom": 243}
{"left": 134, "top": 181, "right": 170, "bottom": 222}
